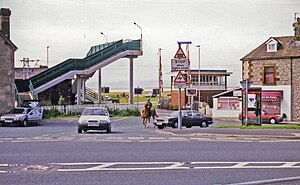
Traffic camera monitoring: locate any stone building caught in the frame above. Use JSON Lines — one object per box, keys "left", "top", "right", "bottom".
{"left": 0, "top": 8, "right": 17, "bottom": 115}
{"left": 241, "top": 18, "right": 300, "bottom": 121}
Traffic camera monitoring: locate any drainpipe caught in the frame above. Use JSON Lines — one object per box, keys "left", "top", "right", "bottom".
{"left": 290, "top": 58, "right": 293, "bottom": 121}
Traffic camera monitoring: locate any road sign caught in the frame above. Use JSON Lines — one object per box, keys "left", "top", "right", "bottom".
{"left": 171, "top": 59, "right": 189, "bottom": 71}
{"left": 174, "top": 71, "right": 187, "bottom": 88}
{"left": 187, "top": 88, "right": 197, "bottom": 96}
{"left": 174, "top": 71, "right": 186, "bottom": 83}
{"left": 174, "top": 46, "right": 187, "bottom": 59}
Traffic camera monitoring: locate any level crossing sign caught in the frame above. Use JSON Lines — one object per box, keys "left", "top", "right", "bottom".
{"left": 174, "top": 71, "right": 186, "bottom": 88}
{"left": 171, "top": 46, "right": 189, "bottom": 71}
{"left": 174, "top": 46, "right": 187, "bottom": 59}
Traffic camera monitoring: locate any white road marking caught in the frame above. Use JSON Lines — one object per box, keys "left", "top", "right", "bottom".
{"left": 52, "top": 161, "right": 300, "bottom": 172}
{"left": 0, "top": 164, "right": 9, "bottom": 167}
{"left": 228, "top": 176, "right": 300, "bottom": 185}
{"left": 106, "top": 137, "right": 124, "bottom": 140}
{"left": 148, "top": 137, "right": 166, "bottom": 140}
{"left": 292, "top": 133, "right": 300, "bottom": 137}
{"left": 169, "top": 137, "right": 188, "bottom": 140}
{"left": 128, "top": 137, "right": 144, "bottom": 140}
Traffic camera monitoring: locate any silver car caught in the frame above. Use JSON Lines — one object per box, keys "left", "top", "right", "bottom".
{"left": 78, "top": 107, "right": 112, "bottom": 133}
{"left": 0, "top": 107, "right": 43, "bottom": 127}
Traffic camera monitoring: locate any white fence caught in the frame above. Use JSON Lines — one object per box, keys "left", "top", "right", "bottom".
{"left": 42, "top": 103, "right": 138, "bottom": 115}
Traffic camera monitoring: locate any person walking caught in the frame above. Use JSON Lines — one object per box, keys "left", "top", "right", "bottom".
{"left": 145, "top": 98, "right": 152, "bottom": 119}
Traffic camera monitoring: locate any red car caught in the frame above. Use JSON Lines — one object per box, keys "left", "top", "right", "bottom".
{"left": 238, "top": 110, "right": 283, "bottom": 124}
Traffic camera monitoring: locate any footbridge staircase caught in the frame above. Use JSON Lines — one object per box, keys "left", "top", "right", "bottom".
{"left": 15, "top": 39, "right": 142, "bottom": 105}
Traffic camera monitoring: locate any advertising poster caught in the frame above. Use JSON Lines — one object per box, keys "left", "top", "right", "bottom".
{"left": 248, "top": 94, "right": 256, "bottom": 108}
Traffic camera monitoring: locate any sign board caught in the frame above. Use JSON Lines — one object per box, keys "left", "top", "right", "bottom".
{"left": 174, "top": 71, "right": 187, "bottom": 88}
{"left": 134, "top": 87, "right": 143, "bottom": 95}
{"left": 187, "top": 88, "right": 197, "bottom": 96}
{"left": 171, "top": 59, "right": 189, "bottom": 71}
{"left": 174, "top": 46, "right": 187, "bottom": 59}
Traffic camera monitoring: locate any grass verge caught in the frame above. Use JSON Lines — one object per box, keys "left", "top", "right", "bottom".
{"left": 215, "top": 125, "right": 300, "bottom": 129}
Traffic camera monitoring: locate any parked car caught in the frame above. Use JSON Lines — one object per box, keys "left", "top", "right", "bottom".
{"left": 78, "top": 107, "right": 112, "bottom": 133}
{"left": 154, "top": 110, "right": 213, "bottom": 129}
{"left": 238, "top": 110, "right": 283, "bottom": 124}
{"left": 0, "top": 107, "right": 43, "bottom": 127}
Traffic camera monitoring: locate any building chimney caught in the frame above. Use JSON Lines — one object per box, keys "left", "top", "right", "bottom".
{"left": 0, "top": 8, "right": 11, "bottom": 39}
{"left": 293, "top": 17, "right": 300, "bottom": 41}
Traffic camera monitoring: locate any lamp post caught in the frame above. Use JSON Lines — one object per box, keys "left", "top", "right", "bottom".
{"left": 133, "top": 22, "right": 142, "bottom": 41}
{"left": 196, "top": 45, "right": 201, "bottom": 111}
{"left": 46, "top": 46, "right": 50, "bottom": 67}
{"left": 100, "top": 32, "right": 108, "bottom": 43}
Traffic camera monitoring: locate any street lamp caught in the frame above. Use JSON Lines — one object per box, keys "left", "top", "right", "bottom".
{"left": 133, "top": 22, "right": 142, "bottom": 41}
{"left": 47, "top": 46, "right": 50, "bottom": 67}
{"left": 100, "top": 32, "right": 108, "bottom": 43}
{"left": 196, "top": 45, "right": 201, "bottom": 111}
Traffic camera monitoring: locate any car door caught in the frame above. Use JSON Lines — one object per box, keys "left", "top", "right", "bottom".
{"left": 192, "top": 111, "right": 202, "bottom": 126}
{"left": 183, "top": 111, "right": 193, "bottom": 127}
{"left": 28, "top": 108, "right": 42, "bottom": 123}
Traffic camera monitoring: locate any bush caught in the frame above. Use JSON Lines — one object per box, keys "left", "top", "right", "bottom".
{"left": 43, "top": 107, "right": 64, "bottom": 119}
{"left": 107, "top": 108, "right": 140, "bottom": 117}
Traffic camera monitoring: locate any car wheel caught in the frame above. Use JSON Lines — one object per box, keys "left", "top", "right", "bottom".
{"left": 172, "top": 121, "right": 178, "bottom": 128}
{"left": 269, "top": 118, "right": 277, "bottom": 124}
{"left": 157, "top": 126, "right": 164, "bottom": 129}
{"left": 23, "top": 119, "right": 27, "bottom": 127}
{"left": 78, "top": 128, "right": 82, "bottom": 133}
{"left": 107, "top": 126, "right": 111, "bottom": 133}
{"left": 200, "top": 121, "right": 208, "bottom": 128}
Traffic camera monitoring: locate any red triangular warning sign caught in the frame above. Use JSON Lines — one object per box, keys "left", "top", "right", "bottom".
{"left": 174, "top": 71, "right": 186, "bottom": 83}
{"left": 174, "top": 46, "right": 187, "bottom": 59}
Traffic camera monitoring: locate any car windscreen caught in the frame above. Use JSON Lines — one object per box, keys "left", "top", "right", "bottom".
{"left": 8, "top": 108, "right": 26, "bottom": 114}
{"left": 170, "top": 111, "right": 179, "bottom": 117}
{"left": 82, "top": 109, "right": 108, "bottom": 116}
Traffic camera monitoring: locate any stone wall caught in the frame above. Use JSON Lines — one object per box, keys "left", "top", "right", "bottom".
{"left": 246, "top": 58, "right": 300, "bottom": 121}
{"left": 292, "top": 58, "right": 300, "bottom": 121}
{"left": 0, "top": 37, "right": 15, "bottom": 115}
{"left": 249, "top": 59, "right": 291, "bottom": 86}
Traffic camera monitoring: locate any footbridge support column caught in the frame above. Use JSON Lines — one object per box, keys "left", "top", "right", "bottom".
{"left": 76, "top": 76, "right": 82, "bottom": 105}
{"left": 98, "top": 69, "right": 102, "bottom": 104}
{"left": 129, "top": 58, "right": 134, "bottom": 105}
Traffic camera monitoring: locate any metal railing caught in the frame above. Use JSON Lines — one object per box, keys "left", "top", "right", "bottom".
{"left": 29, "top": 39, "right": 141, "bottom": 89}
{"left": 13, "top": 83, "right": 21, "bottom": 107}
{"left": 29, "top": 81, "right": 38, "bottom": 100}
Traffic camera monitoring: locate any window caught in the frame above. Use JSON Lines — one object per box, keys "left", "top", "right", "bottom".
{"left": 217, "top": 98, "right": 239, "bottom": 110}
{"left": 264, "top": 66, "right": 275, "bottom": 85}
{"left": 267, "top": 44, "right": 276, "bottom": 52}
{"left": 266, "top": 38, "right": 278, "bottom": 52}
{"left": 191, "top": 76, "right": 198, "bottom": 84}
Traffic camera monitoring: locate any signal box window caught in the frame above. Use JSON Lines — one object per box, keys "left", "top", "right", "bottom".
{"left": 264, "top": 66, "right": 275, "bottom": 85}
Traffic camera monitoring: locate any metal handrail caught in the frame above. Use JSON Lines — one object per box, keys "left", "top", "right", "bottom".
{"left": 13, "top": 83, "right": 21, "bottom": 107}
{"left": 29, "top": 39, "right": 141, "bottom": 89}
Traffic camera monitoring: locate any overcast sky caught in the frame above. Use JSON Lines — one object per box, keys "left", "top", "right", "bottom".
{"left": 1, "top": 0, "right": 300, "bottom": 91}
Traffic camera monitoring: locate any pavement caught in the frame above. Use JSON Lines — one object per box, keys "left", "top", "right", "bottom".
{"left": 156, "top": 109, "right": 300, "bottom": 140}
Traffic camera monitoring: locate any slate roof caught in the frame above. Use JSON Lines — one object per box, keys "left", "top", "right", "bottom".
{"left": 241, "top": 36, "right": 300, "bottom": 61}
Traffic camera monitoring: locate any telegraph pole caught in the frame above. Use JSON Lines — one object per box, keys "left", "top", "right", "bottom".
{"left": 20, "top": 58, "right": 39, "bottom": 80}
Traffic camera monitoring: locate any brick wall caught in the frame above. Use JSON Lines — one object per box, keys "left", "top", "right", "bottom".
{"left": 0, "top": 37, "right": 15, "bottom": 115}
{"left": 171, "top": 90, "right": 186, "bottom": 109}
